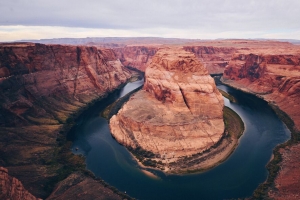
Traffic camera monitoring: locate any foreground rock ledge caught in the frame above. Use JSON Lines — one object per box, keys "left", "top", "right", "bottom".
{"left": 110, "top": 48, "right": 224, "bottom": 171}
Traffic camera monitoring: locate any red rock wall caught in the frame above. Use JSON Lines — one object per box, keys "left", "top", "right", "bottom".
{"left": 0, "top": 167, "right": 40, "bottom": 200}
{"left": 223, "top": 53, "right": 300, "bottom": 130}
{"left": 113, "top": 46, "right": 159, "bottom": 71}
{"left": 0, "top": 43, "right": 131, "bottom": 198}
{"left": 0, "top": 43, "right": 131, "bottom": 127}
{"left": 113, "top": 45, "right": 236, "bottom": 74}
{"left": 183, "top": 46, "right": 236, "bottom": 74}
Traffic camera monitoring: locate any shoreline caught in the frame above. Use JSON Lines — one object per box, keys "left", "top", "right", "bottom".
{"left": 117, "top": 104, "right": 245, "bottom": 175}
{"left": 221, "top": 77, "right": 300, "bottom": 199}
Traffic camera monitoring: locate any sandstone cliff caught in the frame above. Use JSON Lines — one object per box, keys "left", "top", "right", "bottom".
{"left": 110, "top": 48, "right": 224, "bottom": 171}
{"left": 223, "top": 53, "right": 300, "bottom": 131}
{"left": 0, "top": 167, "right": 40, "bottom": 200}
{"left": 0, "top": 43, "right": 131, "bottom": 127}
{"left": 113, "top": 45, "right": 236, "bottom": 74}
{"left": 114, "top": 46, "right": 159, "bottom": 71}
{"left": 0, "top": 43, "right": 131, "bottom": 198}
{"left": 222, "top": 52, "right": 300, "bottom": 199}
{"left": 183, "top": 46, "right": 236, "bottom": 74}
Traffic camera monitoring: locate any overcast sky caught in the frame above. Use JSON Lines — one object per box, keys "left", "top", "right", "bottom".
{"left": 0, "top": 0, "right": 300, "bottom": 41}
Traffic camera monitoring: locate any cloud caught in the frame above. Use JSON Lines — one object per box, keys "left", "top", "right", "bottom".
{"left": 0, "top": 0, "right": 300, "bottom": 41}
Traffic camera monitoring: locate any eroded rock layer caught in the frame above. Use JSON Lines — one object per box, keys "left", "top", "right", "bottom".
{"left": 223, "top": 53, "right": 300, "bottom": 131}
{"left": 113, "top": 45, "right": 236, "bottom": 74}
{"left": 268, "top": 144, "right": 300, "bottom": 200}
{"left": 0, "top": 43, "right": 131, "bottom": 127}
{"left": 0, "top": 43, "right": 131, "bottom": 198}
{"left": 0, "top": 167, "right": 40, "bottom": 200}
{"left": 114, "top": 46, "right": 158, "bottom": 71}
{"left": 110, "top": 48, "right": 224, "bottom": 166}
{"left": 183, "top": 46, "right": 236, "bottom": 74}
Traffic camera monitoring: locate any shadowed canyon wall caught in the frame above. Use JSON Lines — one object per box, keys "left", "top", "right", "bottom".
{"left": 0, "top": 43, "right": 131, "bottom": 199}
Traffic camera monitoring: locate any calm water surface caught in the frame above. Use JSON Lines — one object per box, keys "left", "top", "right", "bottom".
{"left": 68, "top": 79, "right": 290, "bottom": 200}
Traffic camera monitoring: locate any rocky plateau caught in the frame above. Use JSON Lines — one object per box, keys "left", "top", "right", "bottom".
{"left": 110, "top": 48, "right": 224, "bottom": 171}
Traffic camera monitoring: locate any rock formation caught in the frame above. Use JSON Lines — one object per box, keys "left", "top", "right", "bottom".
{"left": 222, "top": 52, "right": 300, "bottom": 199}
{"left": 110, "top": 48, "right": 224, "bottom": 170}
{"left": 183, "top": 46, "right": 236, "bottom": 74}
{"left": 0, "top": 43, "right": 131, "bottom": 127}
{"left": 113, "top": 45, "right": 236, "bottom": 74}
{"left": 268, "top": 143, "right": 300, "bottom": 200}
{"left": 223, "top": 53, "right": 300, "bottom": 131}
{"left": 0, "top": 167, "right": 40, "bottom": 200}
{"left": 113, "top": 46, "right": 159, "bottom": 71}
{"left": 0, "top": 43, "right": 131, "bottom": 198}
{"left": 46, "top": 172, "right": 125, "bottom": 200}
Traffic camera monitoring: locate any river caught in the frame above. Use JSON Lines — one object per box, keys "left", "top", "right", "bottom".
{"left": 68, "top": 79, "right": 290, "bottom": 200}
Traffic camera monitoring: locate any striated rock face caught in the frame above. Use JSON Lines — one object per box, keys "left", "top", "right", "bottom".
{"left": 0, "top": 43, "right": 131, "bottom": 127}
{"left": 223, "top": 53, "right": 300, "bottom": 130}
{"left": 183, "top": 46, "right": 236, "bottom": 74}
{"left": 114, "top": 46, "right": 159, "bottom": 71}
{"left": 46, "top": 172, "right": 124, "bottom": 200}
{"left": 0, "top": 43, "right": 131, "bottom": 198}
{"left": 0, "top": 167, "right": 40, "bottom": 200}
{"left": 110, "top": 48, "right": 224, "bottom": 168}
{"left": 114, "top": 45, "right": 236, "bottom": 74}
{"left": 268, "top": 143, "right": 300, "bottom": 200}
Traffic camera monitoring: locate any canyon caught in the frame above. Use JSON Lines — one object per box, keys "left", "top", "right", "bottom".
{"left": 0, "top": 38, "right": 300, "bottom": 199}
{"left": 222, "top": 50, "right": 300, "bottom": 199}
{"left": 223, "top": 52, "right": 300, "bottom": 130}
{"left": 110, "top": 47, "right": 225, "bottom": 171}
{"left": 107, "top": 40, "right": 298, "bottom": 75}
{"left": 0, "top": 43, "right": 131, "bottom": 199}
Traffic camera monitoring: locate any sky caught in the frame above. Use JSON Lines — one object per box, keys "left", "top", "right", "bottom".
{"left": 0, "top": 0, "right": 300, "bottom": 42}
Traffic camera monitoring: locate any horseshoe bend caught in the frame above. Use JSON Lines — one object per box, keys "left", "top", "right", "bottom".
{"left": 110, "top": 48, "right": 241, "bottom": 172}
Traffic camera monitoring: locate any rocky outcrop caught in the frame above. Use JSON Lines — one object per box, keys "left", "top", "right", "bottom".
{"left": 114, "top": 46, "right": 159, "bottom": 71}
{"left": 268, "top": 143, "right": 300, "bottom": 200}
{"left": 46, "top": 172, "right": 126, "bottom": 200}
{"left": 223, "top": 53, "right": 300, "bottom": 131}
{"left": 183, "top": 46, "right": 236, "bottom": 74}
{"left": 110, "top": 48, "right": 224, "bottom": 171}
{"left": 0, "top": 43, "right": 131, "bottom": 198}
{"left": 0, "top": 167, "right": 40, "bottom": 200}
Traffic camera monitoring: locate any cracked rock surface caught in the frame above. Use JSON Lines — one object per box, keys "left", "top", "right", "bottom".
{"left": 110, "top": 48, "right": 224, "bottom": 166}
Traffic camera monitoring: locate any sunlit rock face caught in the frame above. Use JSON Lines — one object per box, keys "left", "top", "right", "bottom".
{"left": 110, "top": 48, "right": 224, "bottom": 163}
{"left": 0, "top": 167, "right": 40, "bottom": 200}
{"left": 223, "top": 53, "right": 300, "bottom": 131}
